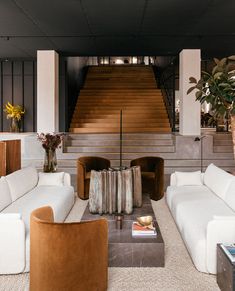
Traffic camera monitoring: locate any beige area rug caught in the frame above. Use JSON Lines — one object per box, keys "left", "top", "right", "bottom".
{"left": 0, "top": 197, "right": 219, "bottom": 291}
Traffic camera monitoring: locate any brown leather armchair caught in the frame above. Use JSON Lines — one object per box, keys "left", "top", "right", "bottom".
{"left": 30, "top": 206, "right": 108, "bottom": 291}
{"left": 130, "top": 156, "right": 164, "bottom": 201}
{"left": 77, "top": 156, "right": 111, "bottom": 200}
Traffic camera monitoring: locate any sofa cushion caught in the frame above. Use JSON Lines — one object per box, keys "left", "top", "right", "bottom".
{"left": 5, "top": 167, "right": 38, "bottom": 202}
{"left": 204, "top": 164, "right": 234, "bottom": 200}
{"left": 175, "top": 171, "right": 202, "bottom": 186}
{"left": 37, "top": 172, "right": 65, "bottom": 186}
{"left": 0, "top": 177, "right": 12, "bottom": 211}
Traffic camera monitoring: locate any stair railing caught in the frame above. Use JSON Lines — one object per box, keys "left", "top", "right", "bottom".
{"left": 152, "top": 61, "right": 178, "bottom": 132}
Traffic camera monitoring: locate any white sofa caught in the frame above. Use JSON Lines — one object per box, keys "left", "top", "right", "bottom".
{"left": 0, "top": 167, "right": 75, "bottom": 274}
{"left": 166, "top": 164, "right": 235, "bottom": 274}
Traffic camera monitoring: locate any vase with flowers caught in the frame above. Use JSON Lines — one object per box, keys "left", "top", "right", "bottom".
{"left": 4, "top": 102, "right": 25, "bottom": 132}
{"left": 37, "top": 133, "right": 65, "bottom": 173}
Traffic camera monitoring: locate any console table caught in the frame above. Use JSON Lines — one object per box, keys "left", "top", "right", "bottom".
{"left": 89, "top": 166, "right": 142, "bottom": 214}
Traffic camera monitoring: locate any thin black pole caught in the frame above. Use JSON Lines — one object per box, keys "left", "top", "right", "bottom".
{"left": 201, "top": 138, "right": 203, "bottom": 172}
{"left": 120, "top": 110, "right": 122, "bottom": 169}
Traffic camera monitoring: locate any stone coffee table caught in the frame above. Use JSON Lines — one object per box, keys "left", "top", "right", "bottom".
{"left": 81, "top": 194, "right": 164, "bottom": 267}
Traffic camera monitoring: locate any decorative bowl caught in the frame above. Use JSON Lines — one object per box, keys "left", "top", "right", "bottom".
{"left": 137, "top": 216, "right": 153, "bottom": 226}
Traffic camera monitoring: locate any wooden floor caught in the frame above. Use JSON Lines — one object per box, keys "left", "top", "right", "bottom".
{"left": 70, "top": 66, "right": 171, "bottom": 133}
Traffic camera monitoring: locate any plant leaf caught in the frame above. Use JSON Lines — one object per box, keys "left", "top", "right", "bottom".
{"left": 219, "top": 58, "right": 227, "bottom": 67}
{"left": 214, "top": 58, "right": 220, "bottom": 65}
{"left": 187, "top": 86, "right": 196, "bottom": 94}
{"left": 228, "top": 55, "right": 235, "bottom": 61}
{"left": 196, "top": 91, "right": 202, "bottom": 99}
{"left": 214, "top": 72, "right": 223, "bottom": 79}
{"left": 218, "top": 83, "right": 230, "bottom": 88}
{"left": 212, "top": 66, "right": 218, "bottom": 75}
{"left": 189, "top": 77, "right": 197, "bottom": 84}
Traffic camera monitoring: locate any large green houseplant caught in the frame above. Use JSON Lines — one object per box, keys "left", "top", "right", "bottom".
{"left": 187, "top": 56, "right": 235, "bottom": 159}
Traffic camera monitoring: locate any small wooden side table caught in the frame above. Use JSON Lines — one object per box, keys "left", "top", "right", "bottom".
{"left": 217, "top": 244, "right": 235, "bottom": 291}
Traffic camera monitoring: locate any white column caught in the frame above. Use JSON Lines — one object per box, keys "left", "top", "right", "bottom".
{"left": 179, "top": 49, "right": 201, "bottom": 135}
{"left": 37, "top": 50, "right": 59, "bottom": 133}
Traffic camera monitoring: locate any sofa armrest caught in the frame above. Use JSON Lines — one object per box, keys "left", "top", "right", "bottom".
{"left": 206, "top": 217, "right": 235, "bottom": 274}
{"left": 170, "top": 173, "right": 177, "bottom": 186}
{"left": 64, "top": 173, "right": 71, "bottom": 186}
{"left": 0, "top": 218, "right": 25, "bottom": 274}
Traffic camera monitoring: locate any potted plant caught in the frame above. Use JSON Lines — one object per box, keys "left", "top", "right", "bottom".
{"left": 4, "top": 102, "right": 25, "bottom": 132}
{"left": 187, "top": 56, "right": 235, "bottom": 159}
{"left": 37, "top": 133, "right": 65, "bottom": 172}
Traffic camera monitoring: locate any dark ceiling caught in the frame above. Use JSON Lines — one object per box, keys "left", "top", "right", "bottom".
{"left": 1, "top": 0, "right": 235, "bottom": 59}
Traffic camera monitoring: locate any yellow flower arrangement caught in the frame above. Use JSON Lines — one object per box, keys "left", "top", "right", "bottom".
{"left": 4, "top": 102, "right": 25, "bottom": 121}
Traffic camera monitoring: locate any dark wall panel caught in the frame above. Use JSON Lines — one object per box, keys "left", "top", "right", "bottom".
{"left": 13, "top": 76, "right": 23, "bottom": 105}
{"left": 24, "top": 75, "right": 34, "bottom": 132}
{"left": 0, "top": 60, "right": 36, "bottom": 132}
{"left": 2, "top": 75, "right": 13, "bottom": 131}
{"left": 66, "top": 57, "right": 88, "bottom": 131}
{"left": 59, "top": 57, "right": 67, "bottom": 132}
{"left": 0, "top": 64, "right": 2, "bottom": 130}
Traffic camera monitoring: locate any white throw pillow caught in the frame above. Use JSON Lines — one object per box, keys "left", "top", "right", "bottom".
{"left": 204, "top": 163, "right": 234, "bottom": 200}
{"left": 37, "top": 172, "right": 65, "bottom": 186}
{"left": 0, "top": 213, "right": 21, "bottom": 220}
{"left": 0, "top": 177, "right": 12, "bottom": 211}
{"left": 5, "top": 167, "right": 38, "bottom": 202}
{"left": 175, "top": 171, "right": 203, "bottom": 186}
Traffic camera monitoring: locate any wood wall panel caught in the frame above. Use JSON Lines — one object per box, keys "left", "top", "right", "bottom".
{"left": 0, "top": 60, "right": 36, "bottom": 132}
{"left": 0, "top": 142, "right": 6, "bottom": 176}
{"left": 0, "top": 140, "right": 21, "bottom": 176}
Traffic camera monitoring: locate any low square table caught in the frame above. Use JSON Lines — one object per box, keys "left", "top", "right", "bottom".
{"left": 81, "top": 194, "right": 165, "bottom": 267}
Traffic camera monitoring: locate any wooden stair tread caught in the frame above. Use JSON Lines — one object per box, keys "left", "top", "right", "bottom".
{"left": 70, "top": 65, "right": 171, "bottom": 134}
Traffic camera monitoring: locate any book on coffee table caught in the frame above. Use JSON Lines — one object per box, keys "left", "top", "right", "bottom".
{"left": 132, "top": 221, "right": 157, "bottom": 237}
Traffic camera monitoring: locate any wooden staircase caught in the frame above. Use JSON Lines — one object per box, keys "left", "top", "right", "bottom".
{"left": 70, "top": 66, "right": 171, "bottom": 133}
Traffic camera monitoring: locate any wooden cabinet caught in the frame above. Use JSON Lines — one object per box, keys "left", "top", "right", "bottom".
{"left": 0, "top": 140, "right": 21, "bottom": 176}
{"left": 217, "top": 244, "right": 235, "bottom": 291}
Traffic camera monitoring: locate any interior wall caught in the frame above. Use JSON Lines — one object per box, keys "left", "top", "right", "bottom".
{"left": 0, "top": 60, "right": 37, "bottom": 132}
{"left": 65, "top": 57, "right": 89, "bottom": 131}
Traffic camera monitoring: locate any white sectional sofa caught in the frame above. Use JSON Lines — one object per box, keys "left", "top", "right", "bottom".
{"left": 0, "top": 167, "right": 75, "bottom": 274}
{"left": 166, "top": 164, "right": 235, "bottom": 274}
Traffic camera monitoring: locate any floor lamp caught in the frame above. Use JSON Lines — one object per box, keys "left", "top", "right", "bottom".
{"left": 194, "top": 135, "right": 206, "bottom": 172}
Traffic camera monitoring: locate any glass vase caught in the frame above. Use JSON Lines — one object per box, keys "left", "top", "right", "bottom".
{"left": 43, "top": 149, "right": 57, "bottom": 173}
{"left": 10, "top": 118, "right": 20, "bottom": 132}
